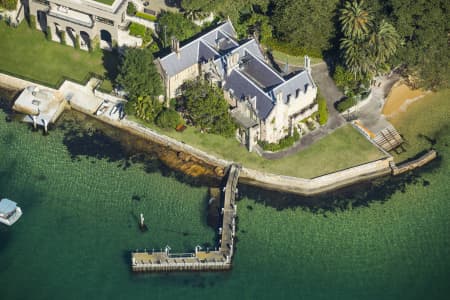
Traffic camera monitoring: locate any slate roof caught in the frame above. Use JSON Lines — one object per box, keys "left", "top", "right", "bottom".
{"left": 159, "top": 20, "right": 316, "bottom": 121}
{"left": 239, "top": 52, "right": 284, "bottom": 91}
{"left": 271, "top": 71, "right": 316, "bottom": 103}
{"left": 159, "top": 21, "right": 237, "bottom": 77}
{"left": 224, "top": 70, "right": 275, "bottom": 120}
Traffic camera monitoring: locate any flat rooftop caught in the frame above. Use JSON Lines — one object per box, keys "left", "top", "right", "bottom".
{"left": 91, "top": 0, "right": 116, "bottom": 5}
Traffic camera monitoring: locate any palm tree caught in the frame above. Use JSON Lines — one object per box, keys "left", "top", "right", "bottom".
{"left": 340, "top": 37, "right": 374, "bottom": 78}
{"left": 339, "top": 0, "right": 373, "bottom": 40}
{"left": 368, "top": 20, "right": 400, "bottom": 65}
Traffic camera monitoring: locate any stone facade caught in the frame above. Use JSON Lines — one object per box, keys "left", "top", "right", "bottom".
{"left": 157, "top": 21, "right": 318, "bottom": 151}
{"left": 28, "top": 0, "right": 128, "bottom": 50}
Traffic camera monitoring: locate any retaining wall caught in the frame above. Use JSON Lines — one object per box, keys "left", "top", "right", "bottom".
{"left": 0, "top": 73, "right": 437, "bottom": 197}
{"left": 391, "top": 150, "right": 437, "bottom": 175}
{"left": 240, "top": 157, "right": 393, "bottom": 196}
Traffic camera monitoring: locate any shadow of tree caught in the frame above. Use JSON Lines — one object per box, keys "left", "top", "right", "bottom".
{"left": 239, "top": 155, "right": 442, "bottom": 214}
{"left": 101, "top": 49, "right": 120, "bottom": 85}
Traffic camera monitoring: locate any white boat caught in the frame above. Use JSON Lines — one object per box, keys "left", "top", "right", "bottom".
{"left": 0, "top": 198, "right": 23, "bottom": 226}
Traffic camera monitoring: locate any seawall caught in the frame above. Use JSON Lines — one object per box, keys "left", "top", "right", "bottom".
{"left": 0, "top": 73, "right": 438, "bottom": 197}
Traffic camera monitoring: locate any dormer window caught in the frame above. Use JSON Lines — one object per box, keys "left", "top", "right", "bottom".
{"left": 295, "top": 89, "right": 300, "bottom": 98}
{"left": 304, "top": 84, "right": 309, "bottom": 93}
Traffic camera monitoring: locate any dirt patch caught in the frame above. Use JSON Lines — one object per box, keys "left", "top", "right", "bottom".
{"left": 382, "top": 83, "right": 428, "bottom": 117}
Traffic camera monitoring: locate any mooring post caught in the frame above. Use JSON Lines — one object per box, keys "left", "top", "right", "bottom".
{"left": 140, "top": 213, "right": 144, "bottom": 227}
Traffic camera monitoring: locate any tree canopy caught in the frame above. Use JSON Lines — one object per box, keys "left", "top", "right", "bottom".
{"left": 272, "top": 0, "right": 339, "bottom": 55}
{"left": 183, "top": 79, "right": 236, "bottom": 137}
{"left": 0, "top": 0, "right": 17, "bottom": 10}
{"left": 387, "top": 0, "right": 449, "bottom": 89}
{"left": 178, "top": 0, "right": 448, "bottom": 89}
{"left": 157, "top": 11, "right": 200, "bottom": 43}
{"left": 116, "top": 47, "right": 163, "bottom": 101}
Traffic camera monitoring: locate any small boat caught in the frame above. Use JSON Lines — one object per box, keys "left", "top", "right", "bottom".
{"left": 0, "top": 198, "right": 23, "bottom": 226}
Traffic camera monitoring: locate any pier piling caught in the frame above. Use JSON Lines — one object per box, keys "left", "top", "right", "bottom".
{"left": 131, "top": 164, "right": 241, "bottom": 272}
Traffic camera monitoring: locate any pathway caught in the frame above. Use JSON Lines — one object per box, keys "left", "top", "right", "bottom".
{"left": 353, "top": 74, "right": 400, "bottom": 134}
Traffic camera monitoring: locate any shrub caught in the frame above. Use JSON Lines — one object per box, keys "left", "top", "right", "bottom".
{"left": 336, "top": 97, "right": 357, "bottom": 112}
{"left": 155, "top": 108, "right": 182, "bottom": 129}
{"left": 317, "top": 93, "right": 328, "bottom": 125}
{"left": 129, "top": 23, "right": 152, "bottom": 44}
{"left": 264, "top": 37, "right": 322, "bottom": 59}
{"left": 259, "top": 129, "right": 300, "bottom": 152}
{"left": 46, "top": 26, "right": 52, "bottom": 41}
{"left": 59, "top": 31, "right": 66, "bottom": 45}
{"left": 29, "top": 15, "right": 36, "bottom": 30}
{"left": 0, "top": 0, "right": 17, "bottom": 10}
{"left": 333, "top": 65, "right": 355, "bottom": 90}
{"left": 136, "top": 11, "right": 157, "bottom": 22}
{"left": 75, "top": 35, "right": 80, "bottom": 49}
{"left": 126, "top": 2, "right": 137, "bottom": 16}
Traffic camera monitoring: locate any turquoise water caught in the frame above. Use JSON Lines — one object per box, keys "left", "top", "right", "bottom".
{"left": 0, "top": 89, "right": 449, "bottom": 299}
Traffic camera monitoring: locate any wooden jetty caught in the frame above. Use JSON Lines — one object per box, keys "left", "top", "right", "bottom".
{"left": 373, "top": 126, "right": 404, "bottom": 152}
{"left": 131, "top": 164, "right": 241, "bottom": 272}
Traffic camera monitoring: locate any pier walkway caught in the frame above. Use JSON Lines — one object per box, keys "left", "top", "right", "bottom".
{"left": 131, "top": 164, "right": 241, "bottom": 272}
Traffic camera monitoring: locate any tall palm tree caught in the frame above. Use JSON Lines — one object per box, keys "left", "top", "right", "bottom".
{"left": 368, "top": 20, "right": 400, "bottom": 65}
{"left": 340, "top": 38, "right": 374, "bottom": 78}
{"left": 339, "top": 0, "right": 373, "bottom": 40}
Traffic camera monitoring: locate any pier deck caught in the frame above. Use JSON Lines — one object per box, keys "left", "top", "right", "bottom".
{"left": 131, "top": 164, "right": 241, "bottom": 272}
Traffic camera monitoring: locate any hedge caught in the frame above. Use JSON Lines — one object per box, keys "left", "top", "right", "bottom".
{"left": 136, "top": 11, "right": 157, "bottom": 22}
{"left": 317, "top": 93, "right": 328, "bottom": 125}
{"left": 59, "top": 30, "right": 65, "bottom": 45}
{"left": 46, "top": 26, "right": 51, "bottom": 40}
{"left": 336, "top": 97, "right": 357, "bottom": 112}
{"left": 129, "top": 22, "right": 152, "bottom": 44}
{"left": 29, "top": 15, "right": 36, "bottom": 30}
{"left": 155, "top": 108, "right": 182, "bottom": 129}
{"left": 259, "top": 129, "right": 300, "bottom": 152}
{"left": 264, "top": 37, "right": 322, "bottom": 59}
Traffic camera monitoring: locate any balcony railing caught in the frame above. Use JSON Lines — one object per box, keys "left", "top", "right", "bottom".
{"left": 48, "top": 8, "right": 93, "bottom": 28}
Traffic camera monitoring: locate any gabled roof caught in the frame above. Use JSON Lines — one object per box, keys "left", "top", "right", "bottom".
{"left": 272, "top": 71, "right": 315, "bottom": 103}
{"left": 224, "top": 69, "right": 274, "bottom": 120}
{"left": 159, "top": 21, "right": 237, "bottom": 77}
{"left": 158, "top": 20, "right": 316, "bottom": 121}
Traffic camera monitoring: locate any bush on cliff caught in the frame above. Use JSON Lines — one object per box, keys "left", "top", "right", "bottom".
{"left": 155, "top": 108, "right": 182, "bottom": 129}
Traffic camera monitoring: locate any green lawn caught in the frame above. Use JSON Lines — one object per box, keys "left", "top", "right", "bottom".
{"left": 388, "top": 89, "right": 450, "bottom": 163}
{"left": 0, "top": 21, "right": 117, "bottom": 89}
{"left": 131, "top": 115, "right": 385, "bottom": 178}
{"left": 270, "top": 49, "right": 323, "bottom": 66}
{"left": 92, "top": 0, "right": 115, "bottom": 5}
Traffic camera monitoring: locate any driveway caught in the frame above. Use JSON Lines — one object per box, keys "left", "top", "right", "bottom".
{"left": 353, "top": 74, "right": 400, "bottom": 134}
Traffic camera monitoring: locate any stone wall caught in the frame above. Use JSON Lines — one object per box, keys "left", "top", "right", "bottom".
{"left": 240, "top": 157, "right": 394, "bottom": 196}
{"left": 391, "top": 150, "right": 437, "bottom": 175}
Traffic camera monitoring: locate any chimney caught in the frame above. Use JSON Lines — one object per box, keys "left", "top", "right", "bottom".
{"left": 171, "top": 37, "right": 180, "bottom": 58}
{"left": 226, "top": 52, "right": 239, "bottom": 75}
{"left": 304, "top": 55, "right": 311, "bottom": 73}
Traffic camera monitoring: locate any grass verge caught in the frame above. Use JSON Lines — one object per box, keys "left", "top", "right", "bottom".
{"left": 0, "top": 21, "right": 117, "bottom": 90}
{"left": 129, "top": 115, "right": 385, "bottom": 178}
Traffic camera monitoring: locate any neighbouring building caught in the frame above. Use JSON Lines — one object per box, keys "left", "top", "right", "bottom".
{"left": 28, "top": 0, "right": 141, "bottom": 50}
{"left": 157, "top": 21, "right": 318, "bottom": 152}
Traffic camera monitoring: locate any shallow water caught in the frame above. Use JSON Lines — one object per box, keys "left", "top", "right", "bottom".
{"left": 382, "top": 84, "right": 426, "bottom": 116}
{"left": 0, "top": 88, "right": 449, "bottom": 300}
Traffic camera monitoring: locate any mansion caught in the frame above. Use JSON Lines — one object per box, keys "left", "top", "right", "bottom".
{"left": 157, "top": 21, "right": 318, "bottom": 152}
{"left": 28, "top": 0, "right": 139, "bottom": 50}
